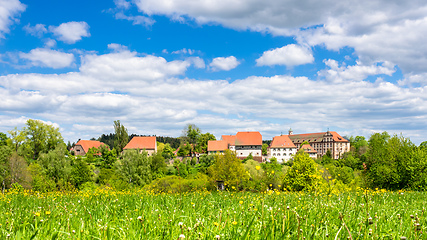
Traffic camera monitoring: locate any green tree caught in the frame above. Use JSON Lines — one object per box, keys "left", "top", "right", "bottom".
{"left": 21, "top": 119, "right": 64, "bottom": 161}
{"left": 0, "top": 145, "right": 12, "bottom": 192}
{"left": 114, "top": 120, "right": 129, "bottom": 153}
{"left": 208, "top": 150, "right": 249, "bottom": 189}
{"left": 283, "top": 150, "right": 318, "bottom": 191}
{"left": 162, "top": 143, "right": 174, "bottom": 159}
{"left": 37, "top": 143, "right": 70, "bottom": 185}
{"left": 116, "top": 150, "right": 152, "bottom": 186}
{"left": 151, "top": 152, "right": 167, "bottom": 178}
{"left": 197, "top": 132, "right": 216, "bottom": 153}
{"left": 70, "top": 156, "right": 92, "bottom": 188}
{"left": 99, "top": 145, "right": 117, "bottom": 169}
{"left": 262, "top": 143, "right": 268, "bottom": 155}
{"left": 420, "top": 141, "right": 427, "bottom": 151}
{"left": 8, "top": 127, "right": 26, "bottom": 151}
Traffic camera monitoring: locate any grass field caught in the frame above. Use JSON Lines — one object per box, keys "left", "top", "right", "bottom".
{"left": 1, "top": 188, "right": 426, "bottom": 239}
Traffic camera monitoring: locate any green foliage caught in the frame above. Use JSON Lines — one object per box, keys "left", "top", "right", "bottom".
{"left": 116, "top": 150, "right": 152, "bottom": 186}
{"left": 37, "top": 144, "right": 70, "bottom": 184}
{"left": 283, "top": 150, "right": 318, "bottom": 191}
{"left": 0, "top": 132, "right": 8, "bottom": 147}
{"left": 262, "top": 143, "right": 268, "bottom": 155}
{"left": 28, "top": 163, "right": 56, "bottom": 192}
{"left": 208, "top": 150, "right": 249, "bottom": 189}
{"left": 0, "top": 145, "right": 12, "bottom": 191}
{"left": 197, "top": 132, "right": 216, "bottom": 153}
{"left": 325, "top": 164, "right": 354, "bottom": 184}
{"left": 113, "top": 120, "right": 129, "bottom": 153}
{"left": 177, "top": 143, "right": 191, "bottom": 157}
{"left": 99, "top": 145, "right": 117, "bottom": 168}
{"left": 150, "top": 152, "right": 167, "bottom": 178}
{"left": 198, "top": 154, "right": 215, "bottom": 173}
{"left": 70, "top": 156, "right": 92, "bottom": 188}
{"left": 21, "top": 119, "right": 64, "bottom": 161}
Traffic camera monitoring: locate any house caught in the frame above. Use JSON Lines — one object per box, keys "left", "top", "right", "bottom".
{"left": 123, "top": 136, "right": 157, "bottom": 156}
{"left": 299, "top": 144, "right": 318, "bottom": 158}
{"left": 207, "top": 140, "right": 229, "bottom": 155}
{"left": 268, "top": 135, "right": 297, "bottom": 163}
{"left": 287, "top": 129, "right": 350, "bottom": 159}
{"left": 73, "top": 140, "right": 107, "bottom": 156}
{"left": 208, "top": 131, "right": 263, "bottom": 162}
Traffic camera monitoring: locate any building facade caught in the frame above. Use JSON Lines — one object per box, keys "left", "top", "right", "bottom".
{"left": 73, "top": 140, "right": 107, "bottom": 156}
{"left": 268, "top": 135, "right": 297, "bottom": 163}
{"left": 287, "top": 130, "right": 350, "bottom": 159}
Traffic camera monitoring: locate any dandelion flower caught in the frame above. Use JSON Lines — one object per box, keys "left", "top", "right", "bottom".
{"left": 255, "top": 166, "right": 261, "bottom": 170}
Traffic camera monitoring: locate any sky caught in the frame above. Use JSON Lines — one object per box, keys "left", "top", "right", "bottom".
{"left": 1, "top": 0, "right": 427, "bottom": 145}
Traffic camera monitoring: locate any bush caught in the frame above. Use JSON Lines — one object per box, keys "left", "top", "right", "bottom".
{"left": 145, "top": 173, "right": 213, "bottom": 193}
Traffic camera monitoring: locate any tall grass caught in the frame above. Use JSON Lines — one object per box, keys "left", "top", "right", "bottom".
{"left": 1, "top": 188, "right": 425, "bottom": 239}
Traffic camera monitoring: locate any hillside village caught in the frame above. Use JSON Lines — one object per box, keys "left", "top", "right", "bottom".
{"left": 72, "top": 129, "right": 350, "bottom": 163}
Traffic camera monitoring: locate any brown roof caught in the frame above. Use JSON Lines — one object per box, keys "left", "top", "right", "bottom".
{"left": 289, "top": 131, "right": 348, "bottom": 143}
{"left": 75, "top": 140, "right": 107, "bottom": 153}
{"left": 270, "top": 135, "right": 296, "bottom": 148}
{"left": 208, "top": 140, "right": 229, "bottom": 152}
{"left": 221, "top": 135, "right": 236, "bottom": 146}
{"left": 300, "top": 144, "right": 317, "bottom": 153}
{"left": 124, "top": 136, "right": 156, "bottom": 150}
{"left": 235, "top": 132, "right": 262, "bottom": 146}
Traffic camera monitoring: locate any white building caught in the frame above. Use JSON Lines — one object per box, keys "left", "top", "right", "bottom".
{"left": 268, "top": 135, "right": 297, "bottom": 163}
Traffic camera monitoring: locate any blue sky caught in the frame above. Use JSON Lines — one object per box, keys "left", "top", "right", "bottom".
{"left": 1, "top": 0, "right": 426, "bottom": 144}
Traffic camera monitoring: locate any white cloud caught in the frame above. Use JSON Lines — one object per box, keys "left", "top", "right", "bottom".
{"left": 209, "top": 56, "right": 240, "bottom": 71}
{"left": 256, "top": 44, "right": 314, "bottom": 67}
{"left": 0, "top": 0, "right": 26, "bottom": 39}
{"left": 132, "top": 0, "right": 427, "bottom": 75}
{"left": 114, "top": 12, "right": 155, "bottom": 27}
{"left": 171, "top": 48, "right": 197, "bottom": 55}
{"left": 19, "top": 48, "right": 75, "bottom": 69}
{"left": 114, "top": 0, "right": 131, "bottom": 9}
{"left": 49, "top": 21, "right": 90, "bottom": 44}
{"left": 23, "top": 23, "right": 47, "bottom": 37}
{"left": 2, "top": 49, "right": 427, "bottom": 144}
{"left": 318, "top": 60, "right": 395, "bottom": 82}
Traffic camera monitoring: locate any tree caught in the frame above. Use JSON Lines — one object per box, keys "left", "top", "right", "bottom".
{"left": 0, "top": 145, "right": 12, "bottom": 193}
{"left": 7, "top": 127, "right": 26, "bottom": 151}
{"left": 262, "top": 143, "right": 268, "bottom": 156}
{"left": 283, "top": 150, "right": 318, "bottom": 191}
{"left": 9, "top": 152, "right": 31, "bottom": 188}
{"left": 21, "top": 119, "right": 64, "bottom": 161}
{"left": 70, "top": 156, "right": 92, "bottom": 188}
{"left": 0, "top": 132, "right": 8, "bottom": 147}
{"left": 151, "top": 152, "right": 167, "bottom": 178}
{"left": 197, "top": 132, "right": 216, "bottom": 153}
{"left": 114, "top": 120, "right": 129, "bottom": 153}
{"left": 208, "top": 150, "right": 249, "bottom": 189}
{"left": 420, "top": 141, "right": 427, "bottom": 151}
{"left": 182, "top": 124, "right": 201, "bottom": 145}
{"left": 116, "top": 150, "right": 152, "bottom": 186}
{"left": 37, "top": 143, "right": 70, "bottom": 184}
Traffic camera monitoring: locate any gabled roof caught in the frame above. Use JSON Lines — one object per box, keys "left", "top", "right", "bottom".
{"left": 270, "top": 135, "right": 296, "bottom": 148}
{"left": 75, "top": 140, "right": 107, "bottom": 153}
{"left": 208, "top": 140, "right": 229, "bottom": 152}
{"left": 288, "top": 131, "right": 349, "bottom": 143}
{"left": 221, "top": 135, "right": 236, "bottom": 146}
{"left": 235, "top": 131, "right": 262, "bottom": 146}
{"left": 124, "top": 136, "right": 156, "bottom": 150}
{"left": 300, "top": 144, "right": 317, "bottom": 153}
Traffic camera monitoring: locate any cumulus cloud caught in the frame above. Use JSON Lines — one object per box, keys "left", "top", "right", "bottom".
{"left": 131, "top": 0, "right": 427, "bottom": 75}
{"left": 0, "top": 0, "right": 26, "bottom": 39}
{"left": 1, "top": 48, "right": 427, "bottom": 143}
{"left": 19, "top": 48, "right": 75, "bottom": 69}
{"left": 49, "top": 21, "right": 90, "bottom": 44}
{"left": 23, "top": 23, "right": 47, "bottom": 37}
{"left": 256, "top": 44, "right": 314, "bottom": 67}
{"left": 209, "top": 56, "right": 240, "bottom": 71}
{"left": 318, "top": 60, "right": 395, "bottom": 82}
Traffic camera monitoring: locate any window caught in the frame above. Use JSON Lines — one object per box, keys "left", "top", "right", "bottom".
{"left": 277, "top": 153, "right": 280, "bottom": 156}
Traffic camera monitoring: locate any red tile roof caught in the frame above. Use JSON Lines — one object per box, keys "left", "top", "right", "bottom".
{"left": 221, "top": 135, "right": 236, "bottom": 146}
{"left": 330, "top": 131, "right": 349, "bottom": 142}
{"left": 270, "top": 135, "right": 296, "bottom": 148}
{"left": 208, "top": 140, "right": 229, "bottom": 152}
{"left": 124, "top": 136, "right": 156, "bottom": 150}
{"left": 300, "top": 144, "right": 317, "bottom": 153}
{"left": 235, "top": 131, "right": 262, "bottom": 146}
{"left": 75, "top": 140, "right": 107, "bottom": 154}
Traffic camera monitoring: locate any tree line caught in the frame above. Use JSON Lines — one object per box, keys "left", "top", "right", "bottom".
{"left": 1, "top": 119, "right": 427, "bottom": 193}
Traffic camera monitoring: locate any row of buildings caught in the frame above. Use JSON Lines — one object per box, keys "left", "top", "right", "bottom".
{"left": 207, "top": 129, "right": 350, "bottom": 162}
{"left": 72, "top": 130, "right": 350, "bottom": 163}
